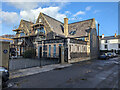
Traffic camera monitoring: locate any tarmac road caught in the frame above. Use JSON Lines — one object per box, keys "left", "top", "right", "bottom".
{"left": 8, "top": 57, "right": 120, "bottom": 88}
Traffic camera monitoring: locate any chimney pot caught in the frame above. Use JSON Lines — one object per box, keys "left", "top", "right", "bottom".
{"left": 115, "top": 33, "right": 117, "bottom": 37}
{"left": 102, "top": 34, "right": 104, "bottom": 38}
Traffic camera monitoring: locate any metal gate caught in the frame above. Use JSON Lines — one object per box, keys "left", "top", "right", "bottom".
{"left": 9, "top": 46, "right": 68, "bottom": 71}
{"left": 38, "top": 46, "right": 61, "bottom": 67}
{"left": 39, "top": 47, "right": 42, "bottom": 58}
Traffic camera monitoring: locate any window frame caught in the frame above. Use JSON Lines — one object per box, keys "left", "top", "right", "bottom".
{"left": 53, "top": 45, "right": 56, "bottom": 57}
{"left": 49, "top": 45, "right": 51, "bottom": 57}
{"left": 43, "top": 45, "right": 47, "bottom": 51}
{"left": 105, "top": 40, "right": 107, "bottom": 43}
{"left": 20, "top": 32, "right": 25, "bottom": 37}
{"left": 119, "top": 44, "right": 120, "bottom": 48}
{"left": 105, "top": 45, "right": 108, "bottom": 49}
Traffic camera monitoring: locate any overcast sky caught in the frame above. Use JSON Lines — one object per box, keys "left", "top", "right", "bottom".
{"left": 0, "top": 1, "right": 119, "bottom": 36}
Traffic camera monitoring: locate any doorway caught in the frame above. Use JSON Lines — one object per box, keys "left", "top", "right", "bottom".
{"left": 38, "top": 46, "right": 42, "bottom": 58}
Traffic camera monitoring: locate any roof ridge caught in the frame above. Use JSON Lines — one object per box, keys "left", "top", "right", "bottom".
{"left": 100, "top": 35, "right": 119, "bottom": 40}
{"left": 97, "top": 35, "right": 119, "bottom": 37}
{"left": 68, "top": 18, "right": 94, "bottom": 25}
{"left": 21, "top": 19, "right": 34, "bottom": 24}
{"left": 42, "top": 13, "right": 64, "bottom": 24}
{"left": 39, "top": 13, "right": 94, "bottom": 25}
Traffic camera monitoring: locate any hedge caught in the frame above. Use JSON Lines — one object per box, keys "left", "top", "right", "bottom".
{"left": 23, "top": 49, "right": 36, "bottom": 58}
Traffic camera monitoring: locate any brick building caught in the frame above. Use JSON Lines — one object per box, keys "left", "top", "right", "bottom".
{"left": 12, "top": 12, "right": 99, "bottom": 63}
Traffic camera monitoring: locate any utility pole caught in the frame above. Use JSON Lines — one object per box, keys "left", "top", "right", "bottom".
{"left": 98, "top": 23, "right": 100, "bottom": 38}
{"left": 98, "top": 23, "right": 100, "bottom": 54}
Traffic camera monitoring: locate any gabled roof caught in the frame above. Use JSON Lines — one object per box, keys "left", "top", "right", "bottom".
{"left": 42, "top": 13, "right": 64, "bottom": 36}
{"left": 14, "top": 12, "right": 95, "bottom": 38}
{"left": 68, "top": 19, "right": 93, "bottom": 37}
{"left": 13, "top": 19, "right": 34, "bottom": 35}
{"left": 19, "top": 19, "right": 34, "bottom": 33}
{"left": 41, "top": 13, "right": 95, "bottom": 37}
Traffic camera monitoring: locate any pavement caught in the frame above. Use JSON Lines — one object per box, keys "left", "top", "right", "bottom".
{"left": 9, "top": 63, "right": 72, "bottom": 79}
{"left": 7, "top": 57, "right": 120, "bottom": 88}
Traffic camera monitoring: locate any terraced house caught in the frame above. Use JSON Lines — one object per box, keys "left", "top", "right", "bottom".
{"left": 12, "top": 12, "right": 99, "bottom": 63}
{"left": 100, "top": 34, "right": 120, "bottom": 54}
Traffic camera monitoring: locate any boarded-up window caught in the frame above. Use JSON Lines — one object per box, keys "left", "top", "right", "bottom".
{"left": 77, "top": 46, "right": 79, "bottom": 51}
{"left": 84, "top": 46, "right": 86, "bottom": 52}
{"left": 79, "top": 45, "right": 81, "bottom": 52}
{"left": 69, "top": 45, "right": 71, "bottom": 52}
{"left": 81, "top": 45, "right": 83, "bottom": 52}
{"left": 75, "top": 45, "right": 77, "bottom": 52}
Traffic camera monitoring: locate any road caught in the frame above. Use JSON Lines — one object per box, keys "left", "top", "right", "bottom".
{"left": 8, "top": 57, "right": 120, "bottom": 88}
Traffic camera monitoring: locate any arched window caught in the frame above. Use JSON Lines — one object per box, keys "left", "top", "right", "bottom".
{"left": 20, "top": 32, "right": 25, "bottom": 37}
{"left": 37, "top": 26, "right": 45, "bottom": 34}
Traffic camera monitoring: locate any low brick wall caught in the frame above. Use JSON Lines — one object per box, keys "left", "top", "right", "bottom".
{"left": 70, "top": 52, "right": 89, "bottom": 59}
{"left": 68, "top": 57, "right": 90, "bottom": 63}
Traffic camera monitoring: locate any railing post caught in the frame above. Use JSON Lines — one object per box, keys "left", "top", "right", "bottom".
{"left": 61, "top": 46, "right": 64, "bottom": 64}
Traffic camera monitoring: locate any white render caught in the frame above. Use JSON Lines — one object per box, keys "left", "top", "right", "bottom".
{"left": 100, "top": 35, "right": 120, "bottom": 53}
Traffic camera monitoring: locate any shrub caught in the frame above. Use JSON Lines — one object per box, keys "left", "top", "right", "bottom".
{"left": 23, "top": 49, "right": 36, "bottom": 58}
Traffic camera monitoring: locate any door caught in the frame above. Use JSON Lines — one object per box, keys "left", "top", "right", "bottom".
{"left": 39, "top": 47, "right": 42, "bottom": 58}
{"left": 64, "top": 48, "right": 68, "bottom": 62}
{"left": 59, "top": 46, "right": 61, "bottom": 63}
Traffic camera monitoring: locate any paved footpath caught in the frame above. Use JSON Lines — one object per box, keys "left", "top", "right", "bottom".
{"left": 9, "top": 63, "right": 72, "bottom": 79}
{"left": 7, "top": 57, "right": 120, "bottom": 88}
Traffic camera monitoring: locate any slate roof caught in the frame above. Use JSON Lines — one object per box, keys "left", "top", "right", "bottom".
{"left": 42, "top": 13, "right": 64, "bottom": 36}
{"left": 42, "top": 13, "right": 94, "bottom": 37}
{"left": 100, "top": 35, "right": 120, "bottom": 40}
{"left": 19, "top": 19, "right": 34, "bottom": 33}
{"left": 14, "top": 13, "right": 95, "bottom": 38}
{"left": 68, "top": 19, "right": 93, "bottom": 37}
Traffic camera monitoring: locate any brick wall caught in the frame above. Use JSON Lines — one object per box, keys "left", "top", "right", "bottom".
{"left": 36, "top": 38, "right": 91, "bottom": 63}
{"left": 36, "top": 39, "right": 65, "bottom": 58}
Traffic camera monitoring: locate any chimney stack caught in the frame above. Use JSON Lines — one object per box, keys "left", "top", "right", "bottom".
{"left": 64, "top": 18, "right": 68, "bottom": 37}
{"left": 102, "top": 34, "right": 104, "bottom": 38}
{"left": 115, "top": 33, "right": 117, "bottom": 37}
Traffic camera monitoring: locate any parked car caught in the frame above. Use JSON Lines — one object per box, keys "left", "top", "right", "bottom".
{"left": 106, "top": 52, "right": 113, "bottom": 58}
{"left": 0, "top": 67, "right": 9, "bottom": 88}
{"left": 112, "top": 52, "right": 118, "bottom": 57}
{"left": 99, "top": 54, "right": 109, "bottom": 60}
